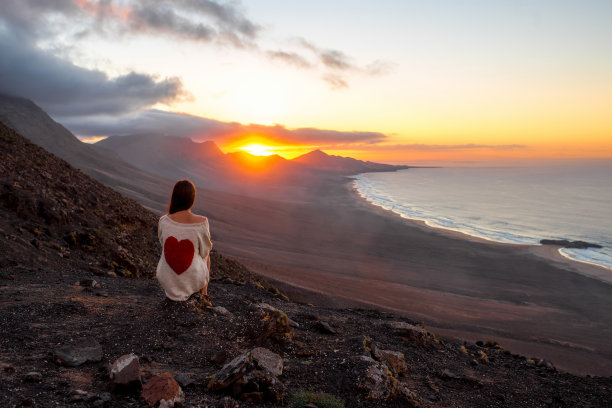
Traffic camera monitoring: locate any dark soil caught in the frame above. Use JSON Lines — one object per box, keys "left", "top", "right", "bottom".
{"left": 1, "top": 122, "right": 610, "bottom": 407}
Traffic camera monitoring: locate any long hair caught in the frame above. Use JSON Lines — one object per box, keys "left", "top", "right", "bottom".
{"left": 168, "top": 179, "right": 196, "bottom": 214}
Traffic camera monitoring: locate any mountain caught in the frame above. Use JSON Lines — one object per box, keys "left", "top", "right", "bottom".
{"left": 96, "top": 134, "right": 336, "bottom": 199}
{"left": 293, "top": 149, "right": 410, "bottom": 174}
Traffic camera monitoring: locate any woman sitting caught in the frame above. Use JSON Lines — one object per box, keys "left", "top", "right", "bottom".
{"left": 156, "top": 179, "right": 212, "bottom": 306}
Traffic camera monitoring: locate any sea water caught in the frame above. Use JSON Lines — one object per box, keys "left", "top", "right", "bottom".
{"left": 354, "top": 162, "right": 612, "bottom": 271}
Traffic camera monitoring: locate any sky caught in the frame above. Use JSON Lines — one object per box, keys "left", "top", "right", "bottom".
{"left": 0, "top": 0, "right": 611, "bottom": 164}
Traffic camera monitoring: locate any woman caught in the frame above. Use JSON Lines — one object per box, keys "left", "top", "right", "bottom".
{"left": 156, "top": 179, "right": 213, "bottom": 306}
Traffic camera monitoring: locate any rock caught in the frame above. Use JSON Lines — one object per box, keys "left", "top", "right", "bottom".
{"left": 250, "top": 347, "right": 283, "bottom": 377}
{"left": 208, "top": 348, "right": 284, "bottom": 403}
{"left": 141, "top": 373, "right": 184, "bottom": 407}
{"left": 373, "top": 348, "right": 407, "bottom": 375}
{"left": 211, "top": 350, "right": 228, "bottom": 366}
{"left": 440, "top": 369, "right": 457, "bottom": 379}
{"left": 23, "top": 371, "right": 42, "bottom": 382}
{"left": 174, "top": 373, "right": 194, "bottom": 388}
{"left": 359, "top": 358, "right": 394, "bottom": 400}
{"left": 216, "top": 396, "right": 240, "bottom": 408}
{"left": 109, "top": 354, "right": 141, "bottom": 391}
{"left": 540, "top": 239, "right": 602, "bottom": 249}
{"left": 247, "top": 304, "right": 293, "bottom": 345}
{"left": 208, "top": 353, "right": 251, "bottom": 391}
{"left": 387, "top": 321, "right": 427, "bottom": 342}
{"left": 212, "top": 306, "right": 233, "bottom": 317}
{"left": 53, "top": 338, "right": 103, "bottom": 367}
{"left": 315, "top": 320, "right": 336, "bottom": 334}
{"left": 1, "top": 362, "right": 15, "bottom": 373}
{"left": 79, "top": 278, "right": 101, "bottom": 288}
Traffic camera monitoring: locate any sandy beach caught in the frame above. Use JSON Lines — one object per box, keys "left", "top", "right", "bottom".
{"left": 198, "top": 176, "right": 612, "bottom": 376}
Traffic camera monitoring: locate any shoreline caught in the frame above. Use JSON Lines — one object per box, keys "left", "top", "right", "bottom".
{"left": 350, "top": 175, "right": 612, "bottom": 284}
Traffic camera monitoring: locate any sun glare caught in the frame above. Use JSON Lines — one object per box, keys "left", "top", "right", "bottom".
{"left": 240, "top": 143, "right": 275, "bottom": 156}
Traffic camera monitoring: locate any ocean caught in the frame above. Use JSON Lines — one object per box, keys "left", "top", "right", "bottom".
{"left": 354, "top": 162, "right": 612, "bottom": 271}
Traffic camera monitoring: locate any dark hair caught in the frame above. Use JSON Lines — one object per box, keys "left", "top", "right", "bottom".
{"left": 168, "top": 179, "right": 196, "bottom": 214}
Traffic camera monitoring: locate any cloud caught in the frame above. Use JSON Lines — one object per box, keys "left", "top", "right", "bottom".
{"left": 266, "top": 51, "right": 313, "bottom": 69}
{"left": 0, "top": 33, "right": 190, "bottom": 117}
{"left": 1, "top": 0, "right": 260, "bottom": 48}
{"left": 289, "top": 38, "right": 394, "bottom": 89}
{"left": 59, "top": 109, "right": 388, "bottom": 145}
{"left": 326, "top": 143, "right": 529, "bottom": 152}
{"left": 322, "top": 74, "right": 349, "bottom": 90}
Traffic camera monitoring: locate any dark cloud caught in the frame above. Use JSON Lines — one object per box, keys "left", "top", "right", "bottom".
{"left": 60, "top": 109, "right": 388, "bottom": 145}
{"left": 0, "top": 33, "right": 190, "bottom": 117}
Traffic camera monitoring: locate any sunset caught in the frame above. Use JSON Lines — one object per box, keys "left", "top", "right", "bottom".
{"left": 1, "top": 1, "right": 611, "bottom": 406}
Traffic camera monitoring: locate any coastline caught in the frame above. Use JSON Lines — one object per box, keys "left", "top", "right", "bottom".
{"left": 212, "top": 175, "right": 612, "bottom": 376}
{"left": 349, "top": 176, "right": 612, "bottom": 285}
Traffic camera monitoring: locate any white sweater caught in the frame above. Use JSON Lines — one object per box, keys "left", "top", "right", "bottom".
{"left": 156, "top": 214, "right": 212, "bottom": 301}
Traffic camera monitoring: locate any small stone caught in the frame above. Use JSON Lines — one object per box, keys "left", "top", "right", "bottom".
{"left": 109, "top": 353, "right": 141, "bottom": 391}
{"left": 141, "top": 373, "right": 184, "bottom": 407}
{"left": 53, "top": 338, "right": 103, "bottom": 367}
{"left": 23, "top": 371, "right": 43, "bottom": 382}
{"left": 440, "top": 369, "right": 457, "bottom": 379}
{"left": 212, "top": 306, "right": 233, "bottom": 317}
{"left": 174, "top": 373, "right": 194, "bottom": 388}
{"left": 315, "top": 320, "right": 336, "bottom": 334}
{"left": 216, "top": 396, "right": 239, "bottom": 408}
{"left": 241, "top": 391, "right": 263, "bottom": 402}
{"left": 211, "top": 350, "right": 228, "bottom": 366}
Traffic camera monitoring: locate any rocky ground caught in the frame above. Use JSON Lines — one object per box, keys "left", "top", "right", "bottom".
{"left": 1, "top": 122, "right": 611, "bottom": 407}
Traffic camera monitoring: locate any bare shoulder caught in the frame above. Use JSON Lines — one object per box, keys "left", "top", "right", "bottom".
{"left": 191, "top": 213, "right": 207, "bottom": 223}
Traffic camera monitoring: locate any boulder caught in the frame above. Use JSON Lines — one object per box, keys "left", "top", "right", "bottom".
{"left": 247, "top": 304, "right": 293, "bottom": 345}
{"left": 373, "top": 348, "right": 407, "bottom": 376}
{"left": 387, "top": 321, "right": 427, "bottom": 343}
{"left": 250, "top": 347, "right": 283, "bottom": 377}
{"left": 359, "top": 356, "right": 394, "bottom": 400}
{"left": 109, "top": 354, "right": 141, "bottom": 391}
{"left": 141, "top": 373, "right": 184, "bottom": 407}
{"left": 208, "top": 348, "right": 284, "bottom": 403}
{"left": 53, "top": 338, "right": 103, "bottom": 367}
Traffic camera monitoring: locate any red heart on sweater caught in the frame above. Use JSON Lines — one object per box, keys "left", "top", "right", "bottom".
{"left": 164, "top": 236, "right": 195, "bottom": 275}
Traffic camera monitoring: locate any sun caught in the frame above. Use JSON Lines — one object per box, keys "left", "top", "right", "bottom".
{"left": 239, "top": 143, "right": 275, "bottom": 156}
